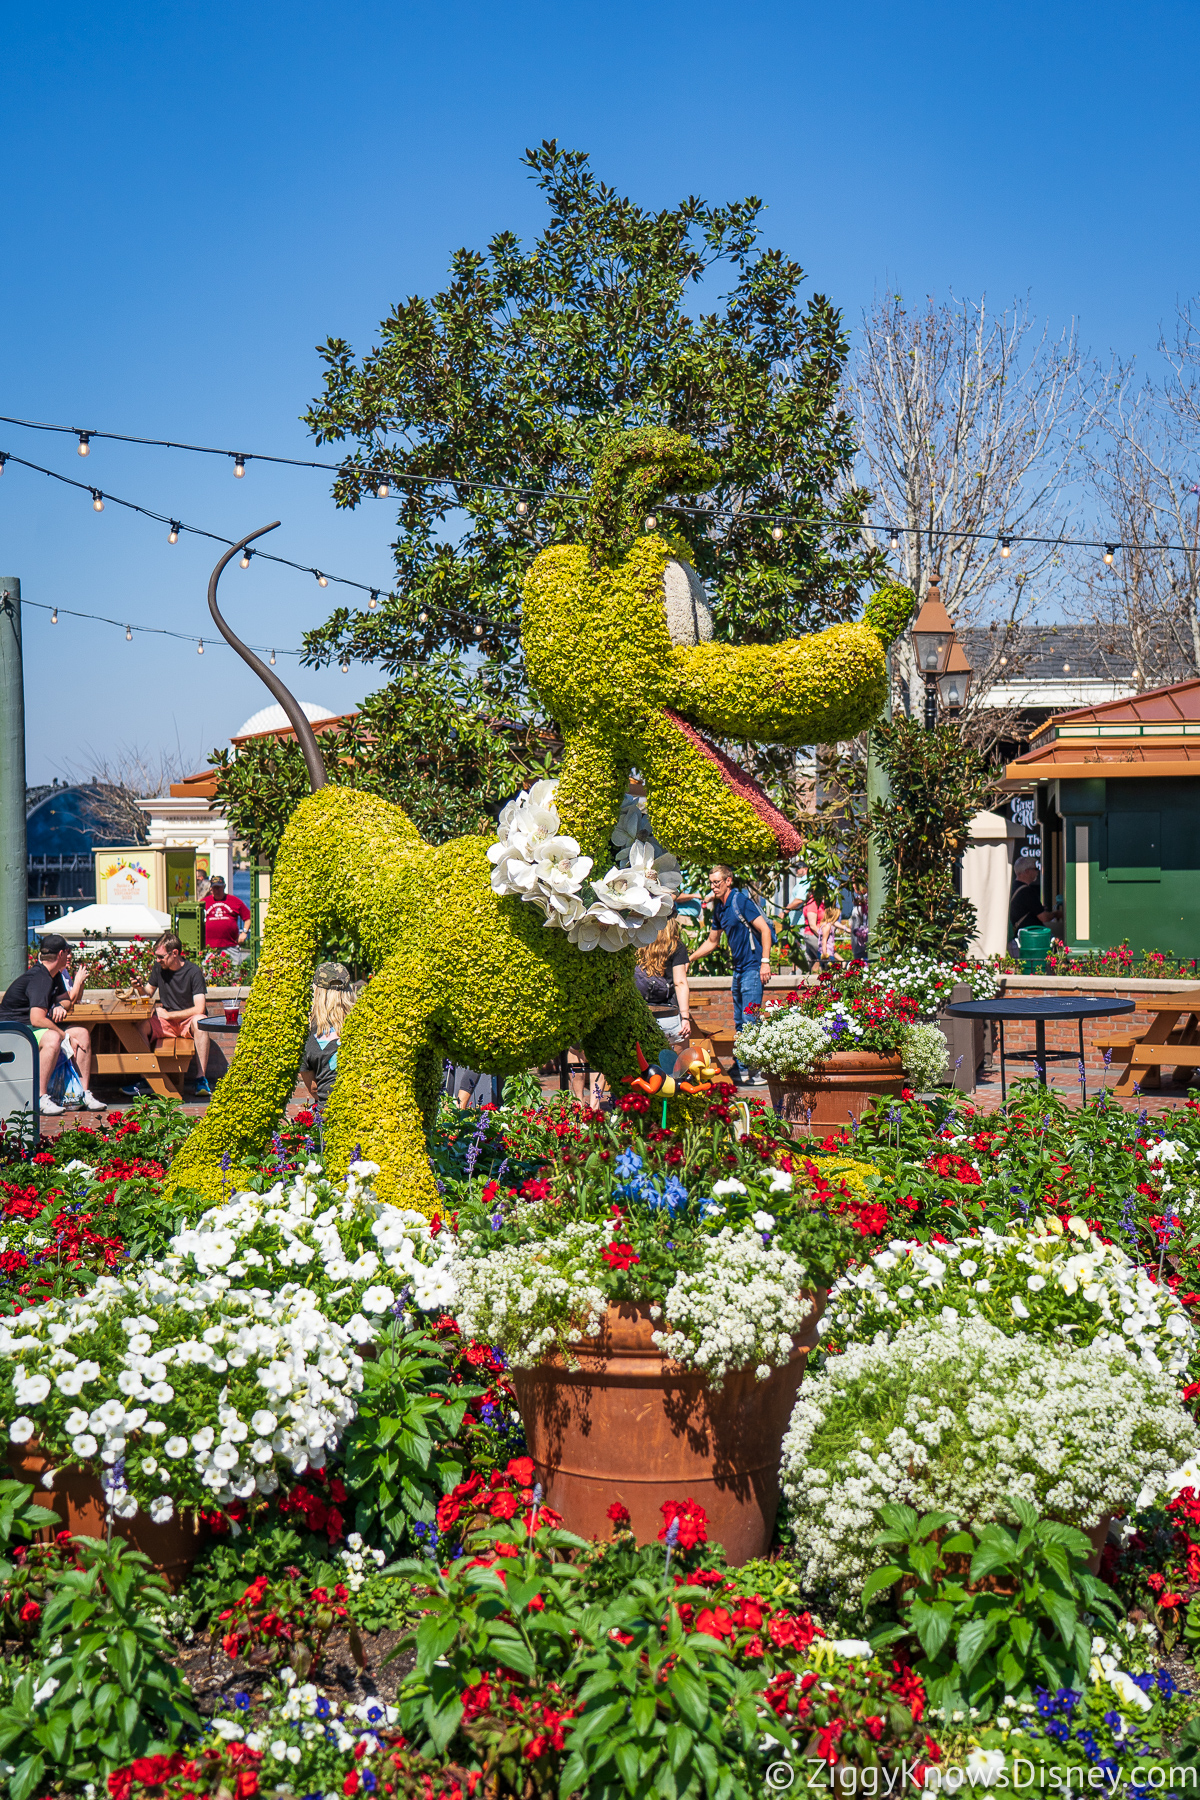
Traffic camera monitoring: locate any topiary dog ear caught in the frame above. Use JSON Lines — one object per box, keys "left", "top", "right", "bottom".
{"left": 862, "top": 580, "right": 917, "bottom": 648}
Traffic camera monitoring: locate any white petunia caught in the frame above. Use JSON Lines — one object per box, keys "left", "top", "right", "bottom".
{"left": 164, "top": 1436, "right": 189, "bottom": 1459}
{"left": 55, "top": 1369, "right": 85, "bottom": 1396}
{"left": 149, "top": 1495, "right": 174, "bottom": 1524}
{"left": 70, "top": 1432, "right": 98, "bottom": 1457}
{"left": 8, "top": 1416, "right": 35, "bottom": 1444}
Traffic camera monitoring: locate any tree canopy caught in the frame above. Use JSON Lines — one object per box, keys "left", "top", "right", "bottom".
{"left": 217, "top": 144, "right": 882, "bottom": 862}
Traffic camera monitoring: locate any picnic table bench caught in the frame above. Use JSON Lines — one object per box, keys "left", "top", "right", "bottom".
{"left": 71, "top": 998, "right": 195, "bottom": 1098}
{"left": 1094, "top": 987, "right": 1200, "bottom": 1096}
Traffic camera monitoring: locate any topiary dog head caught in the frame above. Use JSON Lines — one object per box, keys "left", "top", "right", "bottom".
{"left": 523, "top": 428, "right": 904, "bottom": 866}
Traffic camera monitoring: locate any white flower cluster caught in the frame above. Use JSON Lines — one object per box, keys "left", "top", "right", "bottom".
{"left": 733, "top": 1007, "right": 837, "bottom": 1077}
{"left": 445, "top": 1221, "right": 610, "bottom": 1367}
{"left": 652, "top": 1226, "right": 815, "bottom": 1386}
{"left": 488, "top": 778, "right": 680, "bottom": 952}
{"left": 209, "top": 1666, "right": 397, "bottom": 1766}
{"left": 822, "top": 1219, "right": 1198, "bottom": 1381}
{"left": 165, "top": 1161, "right": 456, "bottom": 1320}
{"left": 0, "top": 1163, "right": 459, "bottom": 1519}
{"left": 339, "top": 1529, "right": 388, "bottom": 1591}
{"left": 1, "top": 1271, "right": 364, "bottom": 1519}
{"left": 875, "top": 954, "right": 1001, "bottom": 1015}
{"left": 1144, "top": 1135, "right": 1200, "bottom": 1222}
{"left": 780, "top": 1313, "right": 1200, "bottom": 1604}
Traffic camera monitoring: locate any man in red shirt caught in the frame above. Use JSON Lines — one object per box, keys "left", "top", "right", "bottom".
{"left": 202, "top": 875, "right": 251, "bottom": 962}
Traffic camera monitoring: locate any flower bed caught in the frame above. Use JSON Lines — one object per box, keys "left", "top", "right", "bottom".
{"left": 733, "top": 965, "right": 949, "bottom": 1087}
{"left": 780, "top": 1313, "right": 1200, "bottom": 1606}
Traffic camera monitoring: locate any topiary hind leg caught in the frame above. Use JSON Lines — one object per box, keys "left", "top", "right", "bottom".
{"left": 322, "top": 947, "right": 442, "bottom": 1214}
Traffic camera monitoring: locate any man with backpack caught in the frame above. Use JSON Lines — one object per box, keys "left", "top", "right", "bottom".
{"left": 687, "top": 865, "right": 774, "bottom": 1086}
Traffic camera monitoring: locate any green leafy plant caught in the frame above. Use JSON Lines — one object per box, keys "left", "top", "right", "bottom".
{"left": 870, "top": 716, "right": 997, "bottom": 959}
{"left": 0, "top": 1536, "right": 200, "bottom": 1800}
{"left": 341, "top": 1327, "right": 482, "bottom": 1549}
{"left": 863, "top": 1497, "right": 1122, "bottom": 1715}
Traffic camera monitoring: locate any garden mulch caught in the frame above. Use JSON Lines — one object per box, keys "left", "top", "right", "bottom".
{"left": 171, "top": 1627, "right": 418, "bottom": 1716}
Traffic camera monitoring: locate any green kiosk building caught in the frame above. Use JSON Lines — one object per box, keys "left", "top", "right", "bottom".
{"left": 1005, "top": 676, "right": 1200, "bottom": 959}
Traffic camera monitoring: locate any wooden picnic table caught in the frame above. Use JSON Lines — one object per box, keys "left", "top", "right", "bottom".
{"left": 1094, "top": 986, "right": 1200, "bottom": 1096}
{"left": 69, "top": 999, "right": 195, "bottom": 1098}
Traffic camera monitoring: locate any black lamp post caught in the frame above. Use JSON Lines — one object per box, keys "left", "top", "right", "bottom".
{"left": 910, "top": 571, "right": 973, "bottom": 729}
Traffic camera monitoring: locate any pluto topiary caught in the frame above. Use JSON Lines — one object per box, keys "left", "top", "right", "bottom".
{"left": 168, "top": 431, "right": 895, "bottom": 1214}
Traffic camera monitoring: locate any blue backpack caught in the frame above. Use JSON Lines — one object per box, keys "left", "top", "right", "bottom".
{"left": 724, "top": 887, "right": 777, "bottom": 946}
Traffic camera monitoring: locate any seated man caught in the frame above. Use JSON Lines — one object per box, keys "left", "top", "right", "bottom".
{"left": 0, "top": 933, "right": 104, "bottom": 1114}
{"left": 133, "top": 931, "right": 212, "bottom": 1098}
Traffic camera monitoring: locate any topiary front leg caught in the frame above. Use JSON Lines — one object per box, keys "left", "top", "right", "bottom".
{"left": 582, "top": 985, "right": 669, "bottom": 1098}
{"left": 322, "top": 947, "right": 442, "bottom": 1214}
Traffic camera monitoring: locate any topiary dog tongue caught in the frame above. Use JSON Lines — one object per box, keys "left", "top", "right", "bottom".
{"left": 661, "top": 710, "right": 803, "bottom": 856}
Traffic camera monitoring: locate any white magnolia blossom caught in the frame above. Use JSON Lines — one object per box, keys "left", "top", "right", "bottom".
{"left": 780, "top": 1313, "right": 1200, "bottom": 1604}
{"left": 489, "top": 780, "right": 680, "bottom": 953}
{"left": 0, "top": 1162, "right": 456, "bottom": 1518}
{"left": 822, "top": 1219, "right": 1198, "bottom": 1381}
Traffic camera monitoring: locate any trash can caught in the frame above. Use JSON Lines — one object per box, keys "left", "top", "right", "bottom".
{"left": 1018, "top": 926, "right": 1053, "bottom": 974}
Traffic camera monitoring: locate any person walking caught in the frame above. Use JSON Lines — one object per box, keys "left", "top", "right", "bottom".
{"left": 130, "top": 932, "right": 211, "bottom": 1097}
{"left": 299, "top": 962, "right": 357, "bottom": 1109}
{"left": 687, "top": 865, "right": 773, "bottom": 1085}
{"left": 635, "top": 915, "right": 691, "bottom": 1045}
{"left": 0, "top": 934, "right": 104, "bottom": 1114}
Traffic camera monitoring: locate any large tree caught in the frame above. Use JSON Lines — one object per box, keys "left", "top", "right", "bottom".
{"left": 299, "top": 141, "right": 881, "bottom": 723}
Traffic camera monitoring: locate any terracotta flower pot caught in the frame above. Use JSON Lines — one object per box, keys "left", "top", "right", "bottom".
{"left": 8, "top": 1443, "right": 207, "bottom": 1591}
{"left": 511, "top": 1293, "right": 826, "bottom": 1566}
{"left": 766, "top": 1052, "right": 906, "bottom": 1128}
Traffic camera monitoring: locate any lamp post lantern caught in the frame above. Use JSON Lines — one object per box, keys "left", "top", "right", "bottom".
{"left": 910, "top": 572, "right": 972, "bottom": 729}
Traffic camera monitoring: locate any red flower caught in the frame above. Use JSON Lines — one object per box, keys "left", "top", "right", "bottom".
{"left": 436, "top": 1497, "right": 461, "bottom": 1531}
{"left": 658, "top": 1497, "right": 708, "bottom": 1551}
{"left": 601, "top": 1241, "right": 639, "bottom": 1271}
{"left": 864, "top": 1715, "right": 884, "bottom": 1741}
{"left": 694, "top": 1605, "right": 735, "bottom": 1638}
{"left": 18, "top": 1598, "right": 40, "bottom": 1623}
{"left": 489, "top": 1490, "right": 520, "bottom": 1520}
{"left": 506, "top": 1456, "right": 536, "bottom": 1485}
{"left": 344, "top": 1775, "right": 360, "bottom": 1796}
{"left": 607, "top": 1501, "right": 631, "bottom": 1529}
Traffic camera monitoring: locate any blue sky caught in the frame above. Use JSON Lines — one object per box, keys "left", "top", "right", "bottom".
{"left": 4, "top": 0, "right": 1199, "bottom": 780}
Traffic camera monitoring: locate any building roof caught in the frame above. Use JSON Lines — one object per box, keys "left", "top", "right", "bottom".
{"left": 962, "top": 625, "right": 1138, "bottom": 713}
{"left": 1003, "top": 673, "right": 1200, "bottom": 785}
{"left": 233, "top": 700, "right": 338, "bottom": 740}
{"left": 229, "top": 709, "right": 356, "bottom": 748}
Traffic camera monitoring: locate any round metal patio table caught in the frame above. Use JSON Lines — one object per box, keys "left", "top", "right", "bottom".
{"left": 944, "top": 995, "right": 1136, "bottom": 1104}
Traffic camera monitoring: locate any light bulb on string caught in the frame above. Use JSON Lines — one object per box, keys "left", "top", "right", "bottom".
{"left": 516, "top": 499, "right": 528, "bottom": 517}
{"left": 50, "top": 608, "right": 57, "bottom": 625}
{"left": 1000, "top": 538, "right": 1011, "bottom": 558}
{"left": 269, "top": 649, "right": 276, "bottom": 666}
{"left": 125, "top": 625, "right": 132, "bottom": 641}
{"left": 92, "top": 491, "right": 104, "bottom": 513}
{"left": 771, "top": 522, "right": 783, "bottom": 542}
{"left": 77, "top": 433, "right": 90, "bottom": 457}
{"left": 368, "top": 590, "right": 378, "bottom": 610}
{"left": 316, "top": 571, "right": 327, "bottom": 587}
{"left": 239, "top": 548, "right": 251, "bottom": 569}
{"left": 473, "top": 623, "right": 484, "bottom": 637}
{"left": 197, "top": 639, "right": 205, "bottom": 655}
{"left": 418, "top": 611, "right": 428, "bottom": 624}
{"left": 168, "top": 521, "right": 179, "bottom": 544}
{"left": 0, "top": 455, "right": 8, "bottom": 476}
{"left": 1104, "top": 544, "right": 1116, "bottom": 566}
{"left": 889, "top": 526, "right": 900, "bottom": 551}
{"left": 644, "top": 514, "right": 657, "bottom": 532}
{"left": 340, "top": 657, "right": 350, "bottom": 673}
{"left": 377, "top": 478, "right": 390, "bottom": 499}
{"left": 233, "top": 455, "right": 246, "bottom": 478}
